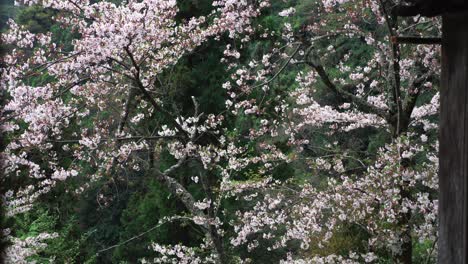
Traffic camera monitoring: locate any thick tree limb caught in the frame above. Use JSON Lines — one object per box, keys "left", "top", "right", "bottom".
{"left": 395, "top": 71, "right": 432, "bottom": 132}
{"left": 108, "top": 56, "right": 132, "bottom": 71}
{"left": 153, "top": 158, "right": 205, "bottom": 219}
{"left": 378, "top": 0, "right": 403, "bottom": 134}
{"left": 306, "top": 61, "right": 390, "bottom": 120}
{"left": 117, "top": 88, "right": 138, "bottom": 135}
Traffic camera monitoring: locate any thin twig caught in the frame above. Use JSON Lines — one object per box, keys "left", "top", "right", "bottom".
{"left": 48, "top": 135, "right": 180, "bottom": 144}
{"left": 251, "top": 44, "right": 302, "bottom": 89}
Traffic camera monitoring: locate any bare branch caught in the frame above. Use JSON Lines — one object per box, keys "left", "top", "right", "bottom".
{"left": 96, "top": 216, "right": 195, "bottom": 256}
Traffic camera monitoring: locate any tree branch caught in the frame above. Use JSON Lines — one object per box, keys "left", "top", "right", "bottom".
{"left": 306, "top": 61, "right": 390, "bottom": 120}
{"left": 123, "top": 46, "right": 189, "bottom": 138}
{"left": 117, "top": 88, "right": 138, "bottom": 135}
{"left": 402, "top": 71, "right": 432, "bottom": 119}
{"left": 53, "top": 77, "right": 90, "bottom": 100}
{"left": 96, "top": 216, "right": 195, "bottom": 256}
{"left": 48, "top": 135, "right": 180, "bottom": 144}
{"left": 252, "top": 44, "right": 301, "bottom": 89}
{"left": 153, "top": 159, "right": 206, "bottom": 222}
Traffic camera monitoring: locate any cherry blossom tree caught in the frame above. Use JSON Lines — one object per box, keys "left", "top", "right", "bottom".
{"left": 221, "top": 1, "right": 440, "bottom": 263}
{"left": 1, "top": 0, "right": 440, "bottom": 263}
{"left": 1, "top": 0, "right": 271, "bottom": 262}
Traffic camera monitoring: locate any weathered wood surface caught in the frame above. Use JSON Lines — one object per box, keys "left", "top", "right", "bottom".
{"left": 439, "top": 11, "right": 468, "bottom": 264}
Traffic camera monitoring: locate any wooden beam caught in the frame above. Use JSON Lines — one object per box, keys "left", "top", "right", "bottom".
{"left": 393, "top": 1, "right": 468, "bottom": 17}
{"left": 439, "top": 11, "right": 468, "bottom": 264}
{"left": 391, "top": 36, "right": 441, "bottom": 45}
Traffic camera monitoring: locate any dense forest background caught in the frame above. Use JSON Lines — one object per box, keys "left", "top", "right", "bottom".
{"left": 0, "top": 0, "right": 440, "bottom": 263}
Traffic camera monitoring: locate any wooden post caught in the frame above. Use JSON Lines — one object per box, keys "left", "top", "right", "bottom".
{"left": 439, "top": 10, "right": 468, "bottom": 264}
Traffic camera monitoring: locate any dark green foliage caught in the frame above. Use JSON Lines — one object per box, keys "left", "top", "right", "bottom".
{"left": 111, "top": 178, "right": 200, "bottom": 262}
{"left": 0, "top": 0, "right": 17, "bottom": 31}
{"left": 8, "top": 208, "right": 92, "bottom": 263}
{"left": 16, "top": 5, "right": 55, "bottom": 33}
